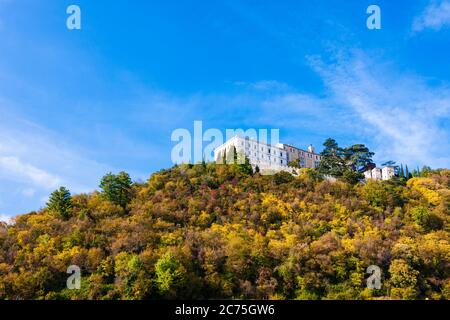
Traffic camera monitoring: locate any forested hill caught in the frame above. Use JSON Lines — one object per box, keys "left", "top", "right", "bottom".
{"left": 0, "top": 163, "right": 449, "bottom": 300}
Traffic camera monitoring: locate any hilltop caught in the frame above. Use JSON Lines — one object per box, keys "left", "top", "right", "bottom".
{"left": 0, "top": 163, "right": 449, "bottom": 300}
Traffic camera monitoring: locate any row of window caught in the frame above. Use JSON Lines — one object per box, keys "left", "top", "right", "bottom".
{"left": 246, "top": 151, "right": 284, "bottom": 163}
{"left": 241, "top": 141, "right": 285, "bottom": 157}
{"left": 288, "top": 147, "right": 320, "bottom": 160}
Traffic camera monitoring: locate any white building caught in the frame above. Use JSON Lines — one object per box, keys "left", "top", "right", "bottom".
{"left": 280, "top": 143, "right": 322, "bottom": 169}
{"left": 214, "top": 136, "right": 288, "bottom": 173}
{"left": 364, "top": 166, "right": 396, "bottom": 181}
{"left": 382, "top": 166, "right": 395, "bottom": 180}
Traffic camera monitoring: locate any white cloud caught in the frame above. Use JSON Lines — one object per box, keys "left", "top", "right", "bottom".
{"left": 0, "top": 106, "right": 115, "bottom": 216}
{"left": 0, "top": 213, "right": 12, "bottom": 224}
{"left": 0, "top": 156, "right": 61, "bottom": 188}
{"left": 308, "top": 51, "right": 450, "bottom": 168}
{"left": 413, "top": 0, "right": 450, "bottom": 32}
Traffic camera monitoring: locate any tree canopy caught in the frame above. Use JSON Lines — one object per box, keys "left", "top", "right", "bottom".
{"left": 0, "top": 163, "right": 448, "bottom": 300}
{"left": 99, "top": 171, "right": 133, "bottom": 209}
{"left": 46, "top": 187, "right": 73, "bottom": 220}
{"left": 318, "top": 138, "right": 375, "bottom": 183}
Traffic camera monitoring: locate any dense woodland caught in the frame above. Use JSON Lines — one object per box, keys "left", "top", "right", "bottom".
{"left": 0, "top": 144, "right": 449, "bottom": 300}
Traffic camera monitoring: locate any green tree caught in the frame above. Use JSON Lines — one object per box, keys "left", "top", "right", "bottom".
{"left": 321, "top": 138, "right": 342, "bottom": 157}
{"left": 154, "top": 253, "right": 186, "bottom": 297}
{"left": 236, "top": 154, "right": 253, "bottom": 175}
{"left": 46, "top": 187, "right": 72, "bottom": 219}
{"left": 405, "top": 165, "right": 411, "bottom": 179}
{"left": 225, "top": 146, "right": 237, "bottom": 165}
{"left": 288, "top": 160, "right": 300, "bottom": 168}
{"left": 99, "top": 172, "right": 133, "bottom": 209}
{"left": 318, "top": 139, "right": 374, "bottom": 182}
{"left": 115, "top": 252, "right": 151, "bottom": 299}
{"left": 272, "top": 171, "right": 294, "bottom": 185}
{"left": 343, "top": 144, "right": 374, "bottom": 172}
{"left": 318, "top": 139, "right": 346, "bottom": 177}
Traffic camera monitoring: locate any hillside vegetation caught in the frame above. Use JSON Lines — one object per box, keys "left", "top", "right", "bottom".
{"left": 0, "top": 163, "right": 449, "bottom": 300}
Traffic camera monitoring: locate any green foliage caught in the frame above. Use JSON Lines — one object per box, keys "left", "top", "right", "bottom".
{"left": 99, "top": 171, "right": 133, "bottom": 209}
{"left": 341, "top": 169, "right": 364, "bottom": 185}
{"left": 154, "top": 252, "right": 186, "bottom": 297}
{"left": 235, "top": 154, "right": 253, "bottom": 176}
{"left": 272, "top": 171, "right": 294, "bottom": 185}
{"left": 115, "top": 252, "right": 151, "bottom": 299}
{"left": 410, "top": 206, "right": 429, "bottom": 226}
{"left": 46, "top": 187, "right": 72, "bottom": 220}
{"left": 288, "top": 160, "right": 301, "bottom": 169}
{"left": 318, "top": 138, "right": 374, "bottom": 183}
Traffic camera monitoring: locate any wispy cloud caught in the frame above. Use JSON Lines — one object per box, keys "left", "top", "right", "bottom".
{"left": 0, "top": 105, "right": 116, "bottom": 216}
{"left": 0, "top": 213, "right": 11, "bottom": 224}
{"left": 308, "top": 50, "right": 450, "bottom": 168}
{"left": 0, "top": 156, "right": 61, "bottom": 188}
{"left": 413, "top": 0, "right": 450, "bottom": 32}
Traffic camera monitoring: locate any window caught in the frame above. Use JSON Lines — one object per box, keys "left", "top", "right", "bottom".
{"left": 281, "top": 160, "right": 283, "bottom": 164}
{"left": 268, "top": 149, "right": 271, "bottom": 154}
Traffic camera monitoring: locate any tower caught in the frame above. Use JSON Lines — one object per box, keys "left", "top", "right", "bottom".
{"left": 308, "top": 144, "right": 315, "bottom": 153}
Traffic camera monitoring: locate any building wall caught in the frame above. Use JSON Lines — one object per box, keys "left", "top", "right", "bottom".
{"left": 214, "top": 136, "right": 288, "bottom": 170}
{"left": 364, "top": 170, "right": 373, "bottom": 180}
{"left": 364, "top": 166, "right": 396, "bottom": 181}
{"left": 371, "top": 168, "right": 382, "bottom": 180}
{"left": 282, "top": 144, "right": 322, "bottom": 169}
{"left": 382, "top": 166, "right": 395, "bottom": 180}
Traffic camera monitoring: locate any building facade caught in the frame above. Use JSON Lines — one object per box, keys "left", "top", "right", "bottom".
{"left": 364, "top": 166, "right": 396, "bottom": 181}
{"left": 214, "top": 136, "right": 321, "bottom": 173}
{"left": 281, "top": 144, "right": 322, "bottom": 169}
{"left": 214, "top": 136, "right": 288, "bottom": 172}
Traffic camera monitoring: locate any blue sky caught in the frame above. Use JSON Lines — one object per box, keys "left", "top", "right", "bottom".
{"left": 1, "top": 0, "right": 450, "bottom": 219}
